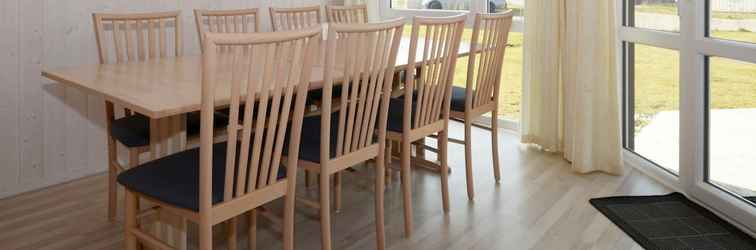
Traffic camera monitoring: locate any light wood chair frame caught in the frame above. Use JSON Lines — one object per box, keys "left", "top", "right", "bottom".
{"left": 291, "top": 19, "right": 405, "bottom": 250}
{"left": 325, "top": 5, "right": 369, "bottom": 24}
{"left": 92, "top": 11, "right": 183, "bottom": 222}
{"left": 449, "top": 12, "right": 514, "bottom": 201}
{"left": 194, "top": 8, "right": 261, "bottom": 53}
{"left": 385, "top": 14, "right": 466, "bottom": 237}
{"left": 269, "top": 5, "right": 322, "bottom": 31}
{"left": 123, "top": 27, "right": 321, "bottom": 250}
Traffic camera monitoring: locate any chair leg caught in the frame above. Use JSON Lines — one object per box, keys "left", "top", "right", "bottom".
{"left": 491, "top": 109, "right": 501, "bottom": 182}
{"left": 305, "top": 170, "right": 312, "bottom": 187}
{"left": 227, "top": 218, "right": 237, "bottom": 250}
{"left": 319, "top": 172, "right": 333, "bottom": 250}
{"left": 415, "top": 137, "right": 426, "bottom": 160}
{"left": 464, "top": 120, "right": 475, "bottom": 201}
{"left": 108, "top": 137, "right": 118, "bottom": 222}
{"left": 439, "top": 130, "right": 450, "bottom": 212}
{"left": 374, "top": 150, "right": 386, "bottom": 249}
{"left": 283, "top": 190, "right": 296, "bottom": 250}
{"left": 400, "top": 139, "right": 413, "bottom": 237}
{"left": 248, "top": 210, "right": 258, "bottom": 250}
{"left": 129, "top": 148, "right": 140, "bottom": 168}
{"left": 124, "top": 190, "right": 138, "bottom": 250}
{"left": 385, "top": 141, "right": 393, "bottom": 186}
{"left": 199, "top": 219, "right": 212, "bottom": 250}
{"left": 334, "top": 172, "right": 342, "bottom": 212}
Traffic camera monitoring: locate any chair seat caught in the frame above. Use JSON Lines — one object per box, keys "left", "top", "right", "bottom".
{"left": 110, "top": 114, "right": 151, "bottom": 148}
{"left": 117, "top": 142, "right": 286, "bottom": 212}
{"left": 450, "top": 86, "right": 469, "bottom": 112}
{"left": 111, "top": 112, "right": 229, "bottom": 148}
{"left": 186, "top": 111, "right": 230, "bottom": 136}
{"left": 386, "top": 87, "right": 469, "bottom": 133}
{"left": 285, "top": 113, "right": 339, "bottom": 163}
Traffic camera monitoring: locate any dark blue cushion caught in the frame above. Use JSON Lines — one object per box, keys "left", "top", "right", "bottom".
{"left": 285, "top": 113, "right": 339, "bottom": 163}
{"left": 186, "top": 111, "right": 230, "bottom": 136}
{"left": 111, "top": 112, "right": 229, "bottom": 148}
{"left": 117, "top": 142, "right": 286, "bottom": 211}
{"left": 111, "top": 114, "right": 150, "bottom": 147}
{"left": 450, "top": 86, "right": 469, "bottom": 112}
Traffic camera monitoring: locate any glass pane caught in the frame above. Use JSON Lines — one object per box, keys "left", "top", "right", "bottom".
{"left": 489, "top": 0, "right": 522, "bottom": 15}
{"left": 627, "top": 43, "right": 680, "bottom": 174}
{"left": 391, "top": 0, "right": 471, "bottom": 11}
{"left": 628, "top": 0, "right": 680, "bottom": 32}
{"left": 708, "top": 0, "right": 756, "bottom": 44}
{"left": 708, "top": 57, "right": 756, "bottom": 204}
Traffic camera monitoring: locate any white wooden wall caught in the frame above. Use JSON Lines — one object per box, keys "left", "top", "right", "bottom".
{"left": 0, "top": 0, "right": 330, "bottom": 199}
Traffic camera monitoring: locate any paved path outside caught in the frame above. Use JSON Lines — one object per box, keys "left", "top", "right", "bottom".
{"left": 635, "top": 109, "right": 756, "bottom": 197}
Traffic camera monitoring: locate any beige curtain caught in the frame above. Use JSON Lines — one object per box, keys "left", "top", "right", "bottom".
{"left": 521, "top": 0, "right": 623, "bottom": 175}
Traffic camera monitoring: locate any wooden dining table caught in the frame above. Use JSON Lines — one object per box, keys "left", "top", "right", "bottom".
{"left": 40, "top": 34, "right": 470, "bottom": 248}
{"left": 42, "top": 37, "right": 471, "bottom": 159}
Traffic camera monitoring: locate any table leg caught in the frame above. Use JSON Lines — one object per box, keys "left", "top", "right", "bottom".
{"left": 148, "top": 115, "right": 187, "bottom": 249}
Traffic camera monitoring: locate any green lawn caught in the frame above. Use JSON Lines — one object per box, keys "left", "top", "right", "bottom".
{"left": 635, "top": 3, "right": 756, "bottom": 20}
{"left": 400, "top": 15, "right": 756, "bottom": 122}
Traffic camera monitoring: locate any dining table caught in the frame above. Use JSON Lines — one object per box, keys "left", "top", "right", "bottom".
{"left": 41, "top": 33, "right": 471, "bottom": 248}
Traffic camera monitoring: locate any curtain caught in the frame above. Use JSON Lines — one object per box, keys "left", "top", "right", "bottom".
{"left": 521, "top": 0, "right": 623, "bottom": 175}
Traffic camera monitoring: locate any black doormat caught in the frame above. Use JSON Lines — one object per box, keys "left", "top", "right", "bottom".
{"left": 590, "top": 193, "right": 756, "bottom": 249}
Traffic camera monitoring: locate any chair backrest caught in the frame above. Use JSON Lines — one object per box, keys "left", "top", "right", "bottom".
{"left": 320, "top": 19, "right": 404, "bottom": 161}
{"left": 465, "top": 12, "right": 513, "bottom": 111}
{"left": 199, "top": 27, "right": 321, "bottom": 212}
{"left": 269, "top": 5, "right": 322, "bottom": 31}
{"left": 92, "top": 11, "right": 182, "bottom": 64}
{"left": 194, "top": 8, "right": 261, "bottom": 52}
{"left": 326, "top": 5, "right": 369, "bottom": 24}
{"left": 404, "top": 14, "right": 466, "bottom": 130}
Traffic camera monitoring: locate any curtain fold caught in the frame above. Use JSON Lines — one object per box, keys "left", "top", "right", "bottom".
{"left": 522, "top": 0, "right": 623, "bottom": 175}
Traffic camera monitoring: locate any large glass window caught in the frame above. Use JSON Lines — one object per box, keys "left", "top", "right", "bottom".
{"left": 707, "top": 56, "right": 756, "bottom": 205}
{"left": 708, "top": 0, "right": 756, "bottom": 44}
{"left": 391, "top": 0, "right": 472, "bottom": 11}
{"left": 626, "top": 0, "right": 680, "bottom": 32}
{"left": 624, "top": 43, "right": 680, "bottom": 174}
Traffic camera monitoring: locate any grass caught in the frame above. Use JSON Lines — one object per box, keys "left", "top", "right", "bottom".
{"left": 394, "top": 6, "right": 756, "bottom": 122}
{"left": 635, "top": 3, "right": 756, "bottom": 20}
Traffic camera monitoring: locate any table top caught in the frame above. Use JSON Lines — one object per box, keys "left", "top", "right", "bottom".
{"left": 42, "top": 37, "right": 471, "bottom": 119}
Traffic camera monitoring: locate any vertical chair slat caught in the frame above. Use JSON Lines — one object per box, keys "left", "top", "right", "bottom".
{"left": 224, "top": 49, "right": 242, "bottom": 201}
{"left": 270, "top": 5, "right": 321, "bottom": 31}
{"left": 113, "top": 21, "right": 124, "bottom": 63}
{"left": 125, "top": 21, "right": 135, "bottom": 61}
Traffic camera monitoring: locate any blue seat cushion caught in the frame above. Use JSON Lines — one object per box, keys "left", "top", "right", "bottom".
{"left": 110, "top": 114, "right": 150, "bottom": 148}
{"left": 117, "top": 142, "right": 286, "bottom": 211}
{"left": 110, "top": 112, "right": 229, "bottom": 148}
{"left": 284, "top": 113, "right": 339, "bottom": 163}
{"left": 450, "top": 86, "right": 469, "bottom": 112}
{"left": 186, "top": 111, "right": 230, "bottom": 136}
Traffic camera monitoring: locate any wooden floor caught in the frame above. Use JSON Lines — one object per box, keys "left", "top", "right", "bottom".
{"left": 0, "top": 121, "right": 670, "bottom": 250}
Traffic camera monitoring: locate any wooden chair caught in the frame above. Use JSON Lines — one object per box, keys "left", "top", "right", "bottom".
{"left": 449, "top": 12, "right": 513, "bottom": 201}
{"left": 384, "top": 14, "right": 466, "bottom": 237}
{"left": 290, "top": 19, "right": 405, "bottom": 250}
{"left": 325, "top": 5, "right": 369, "bottom": 24}
{"left": 269, "top": 5, "right": 322, "bottom": 31}
{"left": 118, "top": 27, "right": 322, "bottom": 250}
{"left": 93, "top": 11, "right": 182, "bottom": 222}
{"left": 194, "top": 8, "right": 261, "bottom": 52}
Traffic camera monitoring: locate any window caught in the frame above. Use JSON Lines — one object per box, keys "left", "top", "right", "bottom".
{"left": 626, "top": 0, "right": 680, "bottom": 32}
{"left": 707, "top": 56, "right": 756, "bottom": 205}
{"left": 707, "top": 0, "right": 756, "bottom": 44}
{"left": 620, "top": 0, "right": 756, "bottom": 231}
{"left": 623, "top": 42, "right": 680, "bottom": 174}
{"left": 390, "top": 0, "right": 471, "bottom": 11}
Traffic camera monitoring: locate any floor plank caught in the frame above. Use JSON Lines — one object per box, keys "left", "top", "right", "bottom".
{"left": 0, "top": 122, "right": 669, "bottom": 249}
